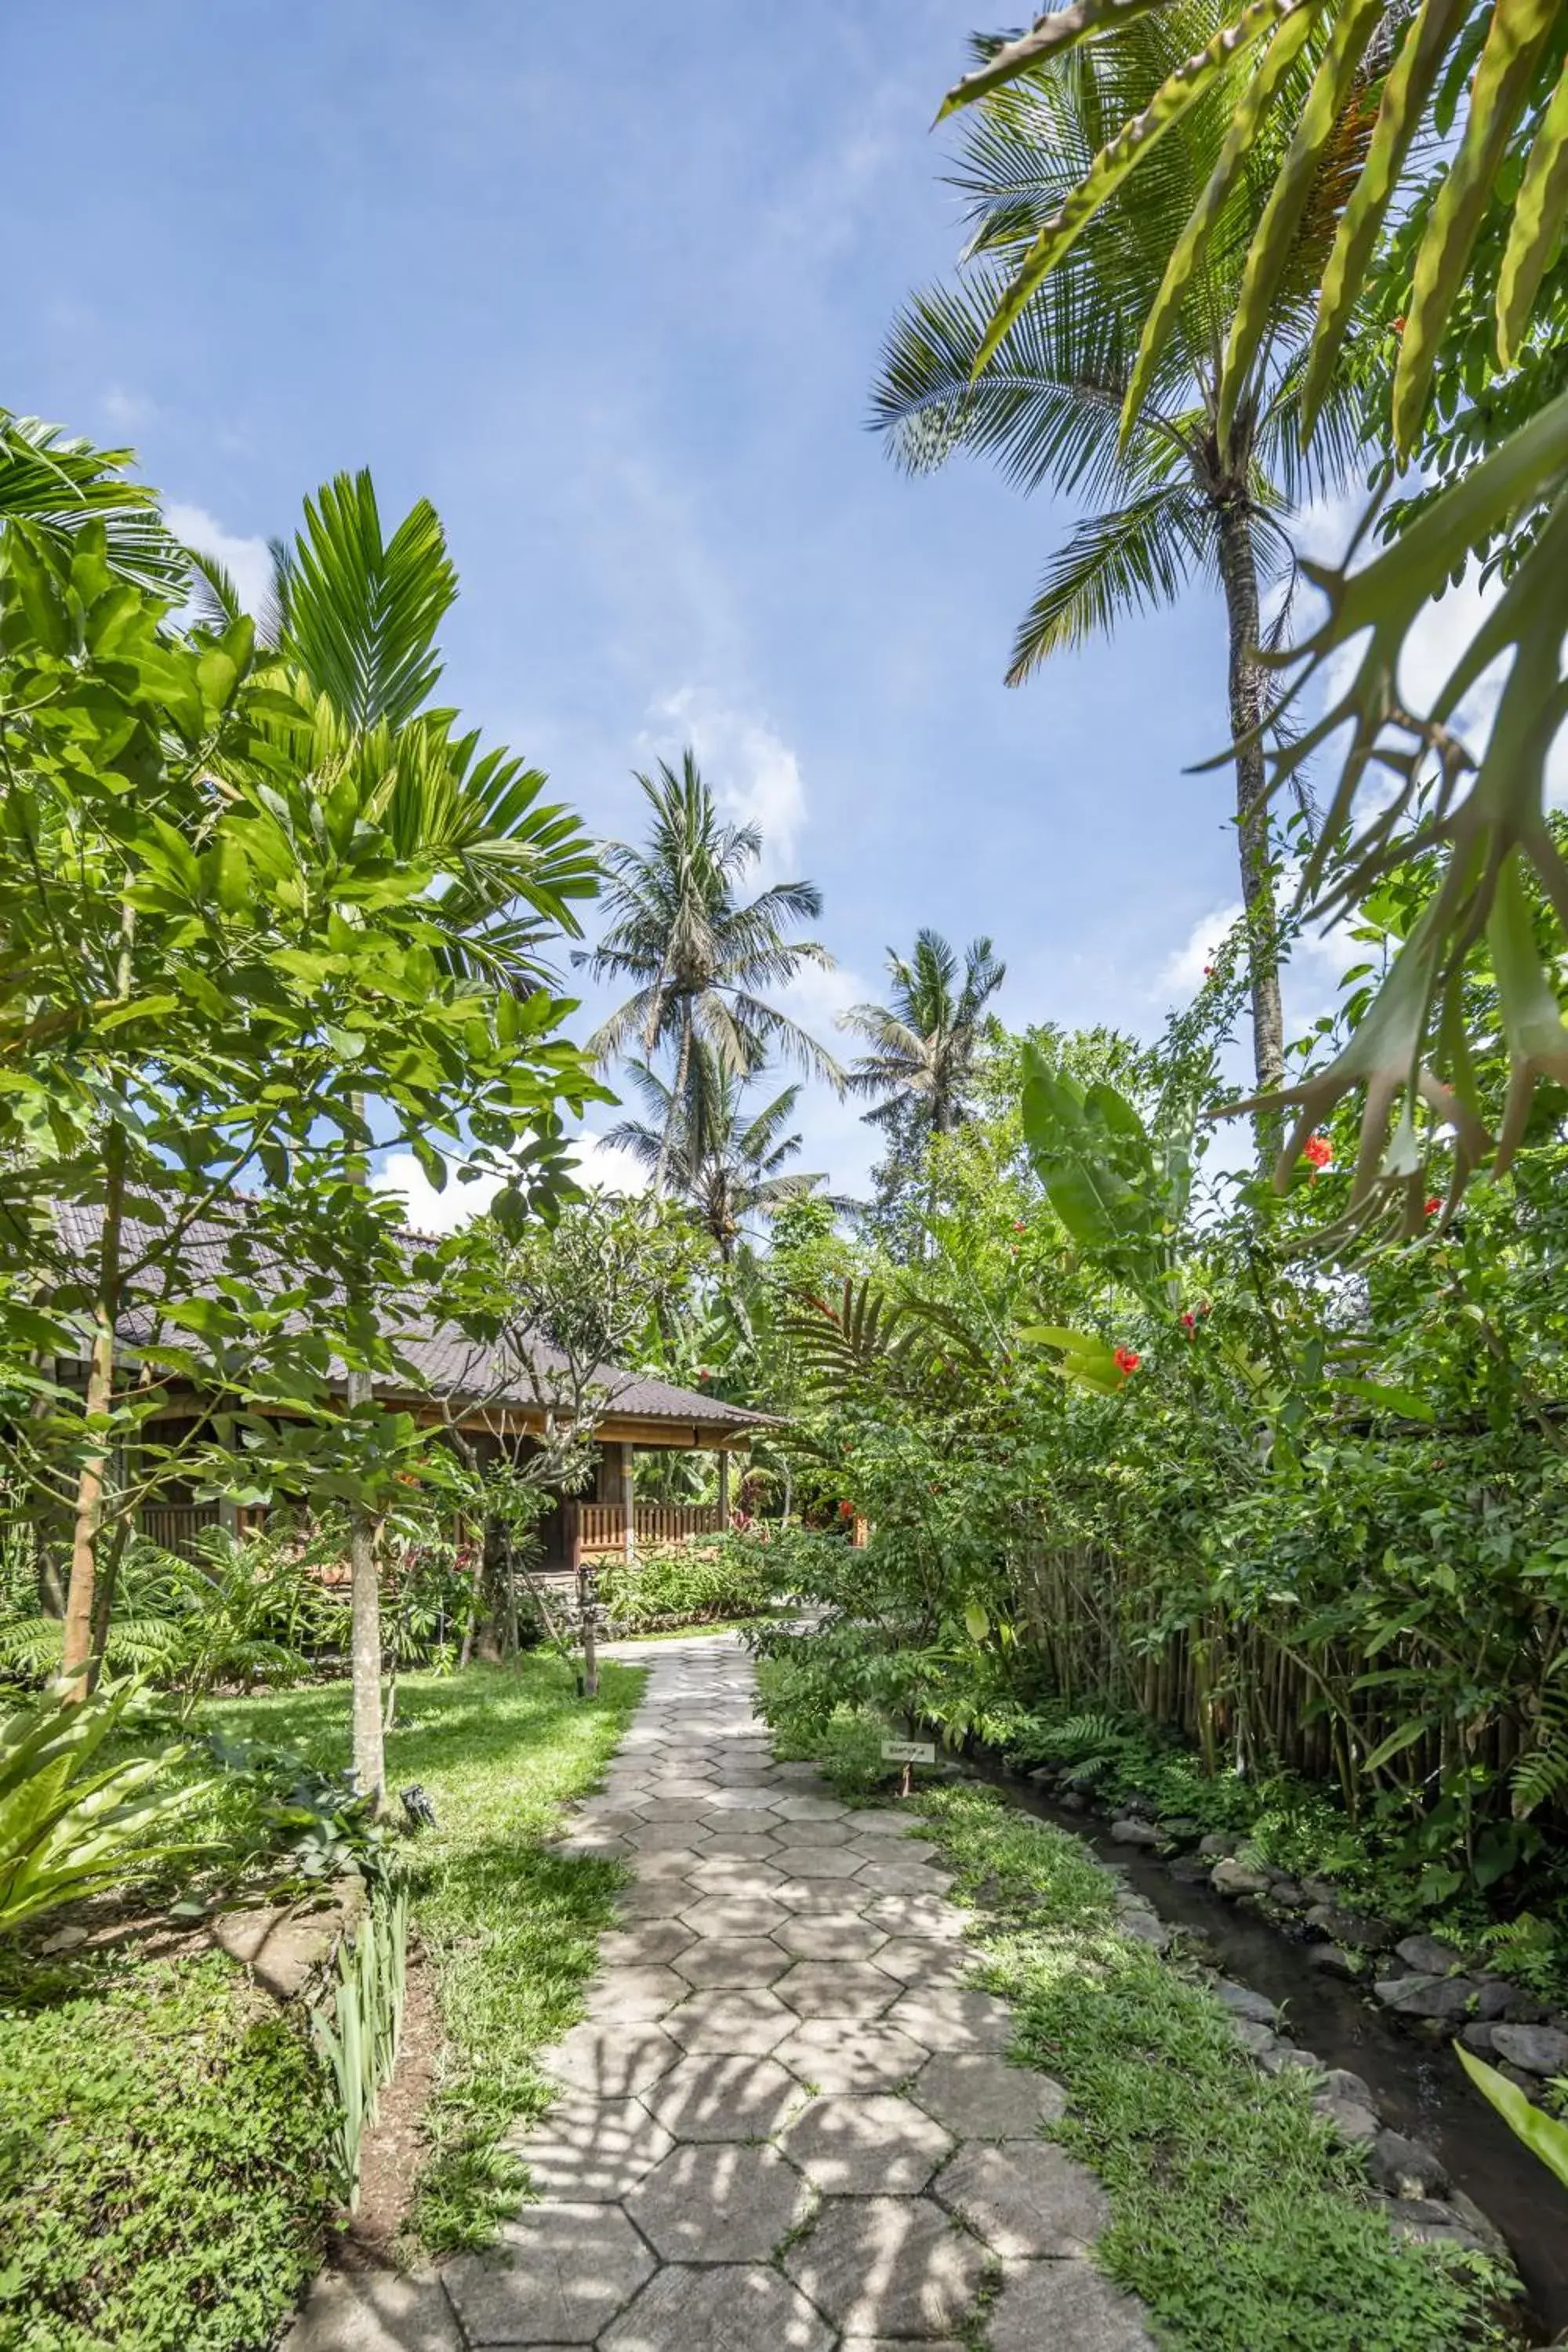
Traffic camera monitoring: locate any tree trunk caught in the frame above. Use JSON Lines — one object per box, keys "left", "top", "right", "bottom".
{"left": 1214, "top": 498, "right": 1284, "bottom": 1163}
{"left": 347, "top": 1414, "right": 385, "bottom": 1808}
{"left": 61, "top": 1120, "right": 126, "bottom": 1698}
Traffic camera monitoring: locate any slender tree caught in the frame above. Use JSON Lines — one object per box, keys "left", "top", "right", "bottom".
{"left": 575, "top": 751, "right": 841, "bottom": 1185}
{"left": 605, "top": 1047, "right": 827, "bottom": 1259}
{"left": 872, "top": 7, "right": 1377, "bottom": 1139}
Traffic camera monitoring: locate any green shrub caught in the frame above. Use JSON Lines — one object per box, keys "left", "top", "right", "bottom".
{"left": 601, "top": 1534, "right": 773, "bottom": 1630}
{"left": 0, "top": 1952, "right": 332, "bottom": 2351}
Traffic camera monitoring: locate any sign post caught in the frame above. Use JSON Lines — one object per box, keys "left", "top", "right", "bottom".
{"left": 881, "top": 1737, "right": 936, "bottom": 1799}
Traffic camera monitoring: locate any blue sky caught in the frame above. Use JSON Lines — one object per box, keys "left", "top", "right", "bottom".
{"left": 6, "top": 0, "right": 1352, "bottom": 1210}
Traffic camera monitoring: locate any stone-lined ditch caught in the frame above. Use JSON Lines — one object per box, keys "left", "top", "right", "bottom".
{"left": 964, "top": 1758, "right": 1568, "bottom": 2344}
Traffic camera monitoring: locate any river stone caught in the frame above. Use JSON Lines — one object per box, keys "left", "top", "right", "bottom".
{"left": 1490, "top": 2023, "right": 1568, "bottom": 2076}
{"left": 1110, "top": 1819, "right": 1163, "bottom": 1848}
{"left": 1305, "top": 1904, "right": 1393, "bottom": 1951}
{"left": 1320, "top": 2067, "right": 1376, "bottom": 2108}
{"left": 1058, "top": 1791, "right": 1088, "bottom": 1813}
{"left": 1368, "top": 2130, "right": 1449, "bottom": 2200}
{"left": 1300, "top": 1877, "right": 1340, "bottom": 1904}
{"left": 1213, "top": 1980, "right": 1279, "bottom": 2027}
{"left": 1484, "top": 1980, "right": 1550, "bottom": 2024}
{"left": 1307, "top": 1944, "right": 1361, "bottom": 1980}
{"left": 1157, "top": 1816, "right": 1202, "bottom": 1847}
{"left": 1211, "top": 1857, "right": 1272, "bottom": 1898}
{"left": 1385, "top": 2198, "right": 1498, "bottom": 2259}
{"left": 1265, "top": 1880, "right": 1310, "bottom": 1910}
{"left": 1314, "top": 2091, "right": 1380, "bottom": 2144}
{"left": 1394, "top": 1933, "right": 1466, "bottom": 1977}
{"left": 1198, "top": 1833, "right": 1232, "bottom": 1857}
{"left": 1228, "top": 2018, "right": 1278, "bottom": 2057}
{"left": 1167, "top": 1855, "right": 1213, "bottom": 1885}
{"left": 1460, "top": 2022, "right": 1497, "bottom": 2056}
{"left": 1374, "top": 1973, "right": 1476, "bottom": 2022}
{"left": 1258, "top": 2044, "right": 1317, "bottom": 2078}
{"left": 1117, "top": 1910, "right": 1172, "bottom": 1953}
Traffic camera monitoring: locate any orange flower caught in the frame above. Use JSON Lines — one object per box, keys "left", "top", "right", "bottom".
{"left": 1113, "top": 1346, "right": 1141, "bottom": 1376}
{"left": 1303, "top": 1133, "right": 1333, "bottom": 1171}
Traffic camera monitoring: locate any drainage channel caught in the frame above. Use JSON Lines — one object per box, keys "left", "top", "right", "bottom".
{"left": 973, "top": 1762, "right": 1568, "bottom": 2345}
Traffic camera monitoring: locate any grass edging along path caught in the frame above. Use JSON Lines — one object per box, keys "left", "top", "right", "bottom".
{"left": 909, "top": 1786, "right": 1512, "bottom": 2352}
{"left": 205, "top": 1653, "right": 644, "bottom": 2256}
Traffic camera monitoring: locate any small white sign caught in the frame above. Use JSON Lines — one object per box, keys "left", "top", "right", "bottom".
{"left": 881, "top": 1740, "right": 936, "bottom": 1765}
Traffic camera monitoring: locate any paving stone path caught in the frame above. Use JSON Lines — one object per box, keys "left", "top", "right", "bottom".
{"left": 289, "top": 1635, "right": 1154, "bottom": 2350}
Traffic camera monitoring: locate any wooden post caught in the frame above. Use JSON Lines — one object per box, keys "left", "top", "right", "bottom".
{"left": 717, "top": 1448, "right": 731, "bottom": 1528}
{"left": 622, "top": 1442, "right": 635, "bottom": 1563}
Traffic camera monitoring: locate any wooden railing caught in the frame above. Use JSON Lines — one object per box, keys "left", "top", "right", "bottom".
{"left": 564, "top": 1502, "right": 723, "bottom": 1565}
{"left": 138, "top": 1503, "right": 220, "bottom": 1559}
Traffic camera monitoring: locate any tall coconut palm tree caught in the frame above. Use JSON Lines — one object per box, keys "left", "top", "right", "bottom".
{"left": 575, "top": 751, "right": 842, "bottom": 1185}
{"left": 872, "top": 6, "right": 1379, "bottom": 1142}
{"left": 840, "top": 929, "right": 1006, "bottom": 1156}
{"left": 605, "top": 1047, "right": 826, "bottom": 1261}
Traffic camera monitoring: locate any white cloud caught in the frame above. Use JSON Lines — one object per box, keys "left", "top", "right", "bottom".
{"left": 373, "top": 1130, "right": 648, "bottom": 1236}
{"left": 642, "top": 688, "right": 808, "bottom": 876}
{"left": 100, "top": 385, "right": 157, "bottom": 432}
{"left": 165, "top": 501, "right": 275, "bottom": 619}
{"left": 1160, "top": 901, "right": 1244, "bottom": 997}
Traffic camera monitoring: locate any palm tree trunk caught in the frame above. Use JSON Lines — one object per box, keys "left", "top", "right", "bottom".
{"left": 1214, "top": 498, "right": 1284, "bottom": 1162}
{"left": 653, "top": 1012, "right": 692, "bottom": 1196}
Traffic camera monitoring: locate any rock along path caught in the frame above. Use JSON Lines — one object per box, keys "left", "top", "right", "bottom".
{"left": 291, "top": 1635, "right": 1154, "bottom": 2351}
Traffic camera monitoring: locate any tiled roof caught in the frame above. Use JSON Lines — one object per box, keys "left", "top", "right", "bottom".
{"left": 52, "top": 1202, "right": 770, "bottom": 1434}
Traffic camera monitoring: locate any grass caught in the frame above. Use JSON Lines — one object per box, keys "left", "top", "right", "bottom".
{"left": 0, "top": 1952, "right": 331, "bottom": 2352}
{"left": 202, "top": 1653, "right": 644, "bottom": 2252}
{"left": 913, "top": 1786, "right": 1513, "bottom": 2352}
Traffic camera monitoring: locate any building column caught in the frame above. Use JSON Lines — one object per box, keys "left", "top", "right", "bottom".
{"left": 621, "top": 1440, "right": 636, "bottom": 1563}
{"left": 717, "top": 1447, "right": 731, "bottom": 1526}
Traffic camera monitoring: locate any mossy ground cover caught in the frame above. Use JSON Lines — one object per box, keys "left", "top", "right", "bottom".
{"left": 203, "top": 1653, "right": 644, "bottom": 2252}
{"left": 916, "top": 1786, "right": 1512, "bottom": 2351}
{"left": 0, "top": 1653, "right": 643, "bottom": 2352}
{"left": 0, "top": 1954, "right": 331, "bottom": 2352}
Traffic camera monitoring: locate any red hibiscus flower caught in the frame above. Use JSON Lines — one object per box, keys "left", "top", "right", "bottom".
{"left": 1113, "top": 1346, "right": 1141, "bottom": 1376}
{"left": 1303, "top": 1133, "right": 1333, "bottom": 1171}
{"left": 1181, "top": 1312, "right": 1196, "bottom": 1330}
{"left": 1425, "top": 1196, "right": 1441, "bottom": 1218}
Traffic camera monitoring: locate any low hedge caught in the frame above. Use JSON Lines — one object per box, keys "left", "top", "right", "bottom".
{"left": 600, "top": 1536, "right": 775, "bottom": 1631}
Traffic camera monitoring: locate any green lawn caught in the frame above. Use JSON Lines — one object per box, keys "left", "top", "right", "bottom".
{"left": 203, "top": 1653, "right": 644, "bottom": 2251}
{"left": 0, "top": 1654, "right": 644, "bottom": 2352}
{"left": 919, "top": 1786, "right": 1510, "bottom": 2352}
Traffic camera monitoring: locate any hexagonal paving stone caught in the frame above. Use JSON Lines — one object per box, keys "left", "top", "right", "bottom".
{"left": 601, "top": 2263, "right": 834, "bottom": 2352}
{"left": 852, "top": 1859, "right": 956, "bottom": 1898}
{"left": 630, "top": 1820, "right": 717, "bottom": 1853}
{"left": 884, "top": 1988, "right": 1014, "bottom": 2054}
{"left": 783, "top": 2194, "right": 987, "bottom": 2338}
{"left": 664, "top": 1989, "right": 795, "bottom": 2054}
{"left": 988, "top": 2259, "right": 1155, "bottom": 2351}
{"left": 770, "top": 1815, "right": 858, "bottom": 1847}
{"left": 936, "top": 2140, "right": 1109, "bottom": 2256}
{"left": 700, "top": 1832, "right": 782, "bottom": 1860}
{"left": 872, "top": 1937, "right": 971, "bottom": 1987}
{"left": 598, "top": 1922, "right": 693, "bottom": 1969}
{"left": 541, "top": 2020, "right": 678, "bottom": 2100}
{"left": 282, "top": 2268, "right": 462, "bottom": 2352}
{"left": 773, "top": 1915, "right": 887, "bottom": 1963}
{"left": 617, "top": 1882, "right": 700, "bottom": 1925}
{"left": 781, "top": 2093, "right": 953, "bottom": 2194}
{"left": 696, "top": 1807, "right": 784, "bottom": 1838}
{"left": 771, "top": 1795, "right": 850, "bottom": 1822}
{"left": 632, "top": 1847, "right": 709, "bottom": 1883}
{"left": 626, "top": 2140, "right": 811, "bottom": 2261}
{"left": 576, "top": 1804, "right": 652, "bottom": 1835}
{"left": 556, "top": 1830, "right": 633, "bottom": 1860}
{"left": 644, "top": 2053, "right": 808, "bottom": 2141}
{"left": 684, "top": 1858, "right": 786, "bottom": 1897}
{"left": 862, "top": 1894, "right": 970, "bottom": 1941}
{"left": 679, "top": 1895, "right": 793, "bottom": 1940}
{"left": 505, "top": 2093, "right": 673, "bottom": 2200}
{"left": 775, "top": 1759, "right": 829, "bottom": 1782}
{"left": 673, "top": 1937, "right": 793, "bottom": 1991}
{"left": 637, "top": 1799, "right": 723, "bottom": 1823}
{"left": 772, "top": 2018, "right": 932, "bottom": 2094}
{"left": 845, "top": 1836, "right": 940, "bottom": 1866}
{"left": 443, "top": 2201, "right": 653, "bottom": 2343}
{"left": 777, "top": 1961, "right": 898, "bottom": 2019}
{"left": 771, "top": 1845, "right": 865, "bottom": 1880}
{"left": 587, "top": 1965, "right": 688, "bottom": 2022}
{"left": 772, "top": 1880, "right": 877, "bottom": 1917}
{"left": 913, "top": 2053, "right": 1067, "bottom": 2140}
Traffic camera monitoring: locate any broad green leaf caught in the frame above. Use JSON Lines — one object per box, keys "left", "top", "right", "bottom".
{"left": 964, "top": 1602, "right": 992, "bottom": 1643}
{"left": 1497, "top": 52, "right": 1568, "bottom": 367}
{"left": 938, "top": 0, "right": 1180, "bottom": 118}
{"left": 971, "top": 0, "right": 1296, "bottom": 376}
{"left": 1219, "top": 0, "right": 1387, "bottom": 446}
{"left": 1359, "top": 1719, "right": 1436, "bottom": 1773}
{"left": 1337, "top": 1377, "right": 1435, "bottom": 1422}
{"left": 1457, "top": 2047, "right": 1568, "bottom": 2192}
{"left": 1122, "top": 0, "right": 1319, "bottom": 444}
{"left": 1394, "top": 0, "right": 1559, "bottom": 456}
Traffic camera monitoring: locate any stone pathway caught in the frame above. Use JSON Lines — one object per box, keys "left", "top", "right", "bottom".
{"left": 289, "top": 1635, "right": 1153, "bottom": 2350}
